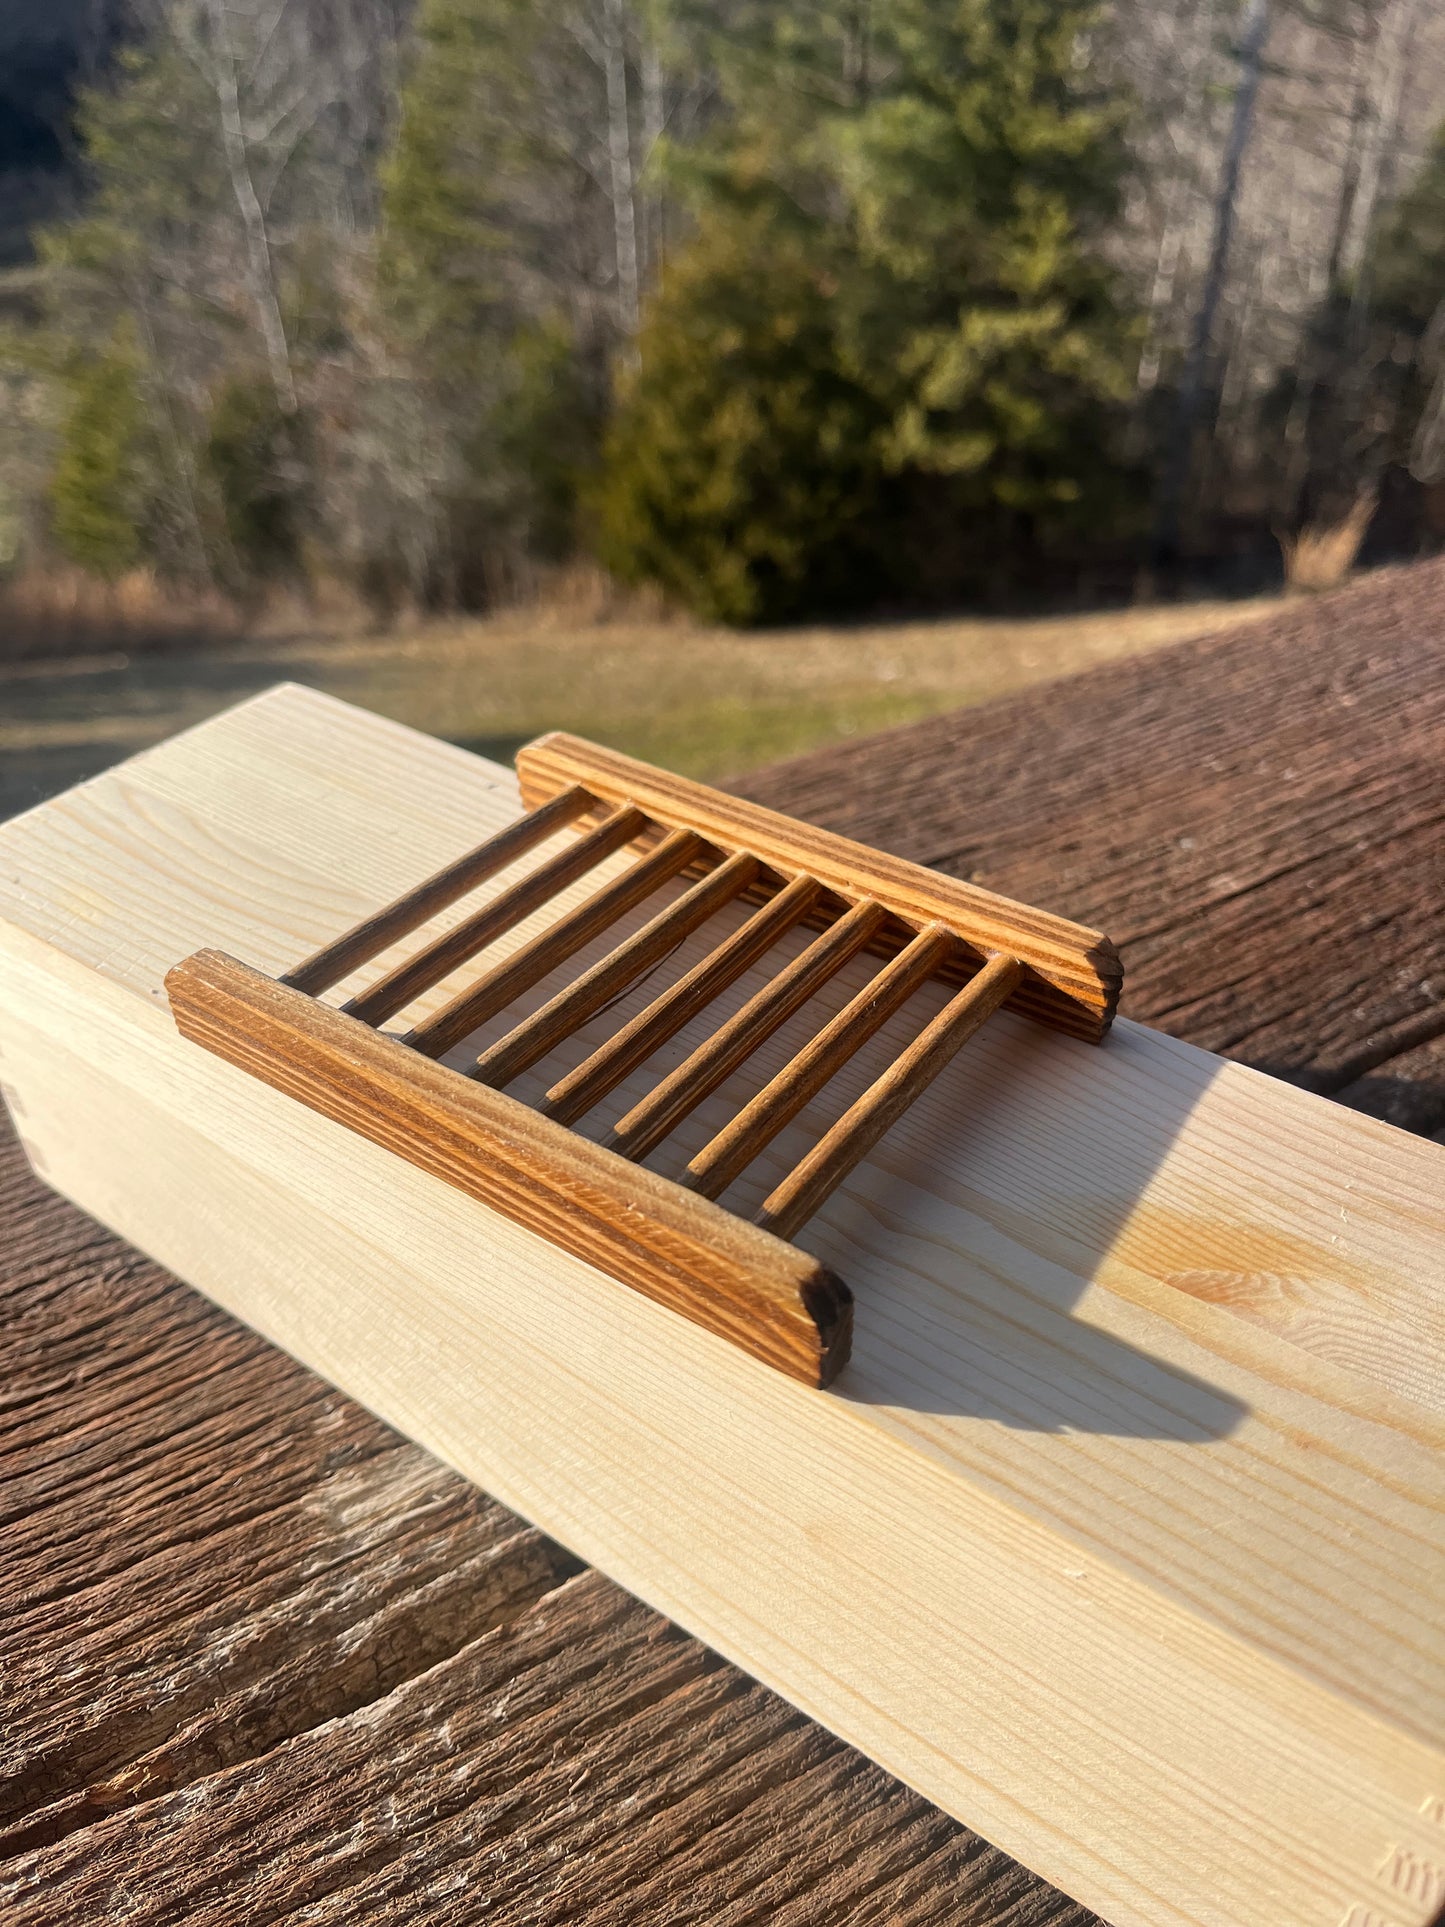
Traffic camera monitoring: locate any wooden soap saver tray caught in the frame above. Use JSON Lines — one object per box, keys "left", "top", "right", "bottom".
{"left": 165, "top": 733, "right": 1121, "bottom": 1389}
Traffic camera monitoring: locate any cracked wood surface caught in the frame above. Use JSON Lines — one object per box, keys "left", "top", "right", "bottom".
{"left": 2, "top": 558, "right": 1444, "bottom": 1924}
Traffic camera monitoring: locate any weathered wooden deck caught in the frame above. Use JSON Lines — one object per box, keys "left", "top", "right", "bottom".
{"left": 3, "top": 558, "right": 1442, "bottom": 1923}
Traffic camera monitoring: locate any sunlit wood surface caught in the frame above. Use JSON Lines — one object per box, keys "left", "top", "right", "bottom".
{"left": 1, "top": 661, "right": 1442, "bottom": 1927}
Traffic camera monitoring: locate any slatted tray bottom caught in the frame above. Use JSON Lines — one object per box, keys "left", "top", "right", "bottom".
{"left": 166, "top": 733, "right": 1120, "bottom": 1386}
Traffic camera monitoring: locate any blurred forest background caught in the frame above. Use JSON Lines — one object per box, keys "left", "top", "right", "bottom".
{"left": 2, "top": 0, "right": 1444, "bottom": 639}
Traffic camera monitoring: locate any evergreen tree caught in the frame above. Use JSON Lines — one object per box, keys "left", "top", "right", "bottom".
{"left": 1371, "top": 128, "right": 1445, "bottom": 491}
{"left": 596, "top": 215, "right": 889, "bottom": 623}
{"left": 25, "top": 2, "right": 405, "bottom": 593}
{"left": 379, "top": 0, "right": 534, "bottom": 363}
{"left": 34, "top": 40, "right": 222, "bottom": 580}
{"left": 597, "top": 0, "right": 1141, "bottom": 618}
{"left": 204, "top": 375, "right": 311, "bottom": 584}
{"left": 1371, "top": 128, "right": 1445, "bottom": 324}
{"left": 48, "top": 327, "right": 149, "bottom": 577}
{"left": 845, "top": 0, "right": 1138, "bottom": 534}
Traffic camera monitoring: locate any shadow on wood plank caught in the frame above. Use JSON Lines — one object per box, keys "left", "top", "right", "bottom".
{"left": 796, "top": 1018, "right": 1251, "bottom": 1439}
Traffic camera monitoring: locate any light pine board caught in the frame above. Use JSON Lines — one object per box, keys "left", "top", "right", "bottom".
{"left": 0, "top": 683, "right": 1443, "bottom": 1927}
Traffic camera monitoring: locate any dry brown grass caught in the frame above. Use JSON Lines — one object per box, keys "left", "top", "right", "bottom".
{"left": 355, "top": 592, "right": 1288, "bottom": 778}
{"left": 0, "top": 580, "right": 1288, "bottom": 823}
{"left": 1279, "top": 493, "right": 1377, "bottom": 594}
{"left": 0, "top": 566, "right": 244, "bottom": 657}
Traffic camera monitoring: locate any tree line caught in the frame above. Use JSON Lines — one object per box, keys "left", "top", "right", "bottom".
{"left": 1, "top": 0, "right": 1443, "bottom": 626}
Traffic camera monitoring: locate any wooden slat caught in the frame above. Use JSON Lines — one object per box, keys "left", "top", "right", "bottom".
{"left": 402, "top": 828, "right": 706, "bottom": 1060}
{"left": 607, "top": 898, "right": 890, "bottom": 1165}
{"left": 342, "top": 804, "right": 647, "bottom": 1029}
{"left": 756, "top": 953, "right": 1023, "bottom": 1239}
{"left": 516, "top": 733, "right": 1120, "bottom": 1042}
{"left": 280, "top": 784, "right": 595, "bottom": 995}
{"left": 472, "top": 851, "right": 761, "bottom": 1092}
{"left": 685, "top": 925, "right": 956, "bottom": 1202}
{"left": 539, "top": 873, "right": 823, "bottom": 1127}
{"left": 165, "top": 950, "right": 853, "bottom": 1388}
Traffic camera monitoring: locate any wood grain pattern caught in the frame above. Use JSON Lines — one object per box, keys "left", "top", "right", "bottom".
{"left": 607, "top": 897, "right": 888, "bottom": 1164}
{"left": 279, "top": 783, "right": 596, "bottom": 996}
{"left": 166, "top": 949, "right": 852, "bottom": 1388}
{"left": 734, "top": 559, "right": 1445, "bottom": 1091}
{"left": 685, "top": 923, "right": 956, "bottom": 1201}
{"left": 402, "top": 826, "right": 705, "bottom": 1059}
{"left": 342, "top": 803, "right": 648, "bottom": 1028}
{"left": 4, "top": 683, "right": 1445, "bottom": 1927}
{"left": 203, "top": 738, "right": 1094, "bottom": 1317}
{"left": 756, "top": 952, "right": 1023, "bottom": 1238}
{"left": 0, "top": 1119, "right": 1100, "bottom": 1926}
{"left": 516, "top": 732, "right": 1121, "bottom": 1042}
{"left": 539, "top": 872, "right": 823, "bottom": 1127}
{"left": 473, "top": 850, "right": 761, "bottom": 1092}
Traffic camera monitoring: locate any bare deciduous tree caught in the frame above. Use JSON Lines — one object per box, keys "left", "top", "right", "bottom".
{"left": 1151, "top": 0, "right": 1274, "bottom": 564}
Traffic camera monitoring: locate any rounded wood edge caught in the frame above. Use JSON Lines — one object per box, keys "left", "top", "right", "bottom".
{"left": 165, "top": 950, "right": 854, "bottom": 1393}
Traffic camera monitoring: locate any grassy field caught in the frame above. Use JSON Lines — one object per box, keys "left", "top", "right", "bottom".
{"left": 0, "top": 592, "right": 1283, "bottom": 821}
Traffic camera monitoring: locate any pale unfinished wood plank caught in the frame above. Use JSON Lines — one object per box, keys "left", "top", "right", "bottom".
{"left": 0, "top": 1120, "right": 1098, "bottom": 1922}
{"left": 279, "top": 783, "right": 596, "bottom": 995}
{"left": 5, "top": 974, "right": 1443, "bottom": 1927}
